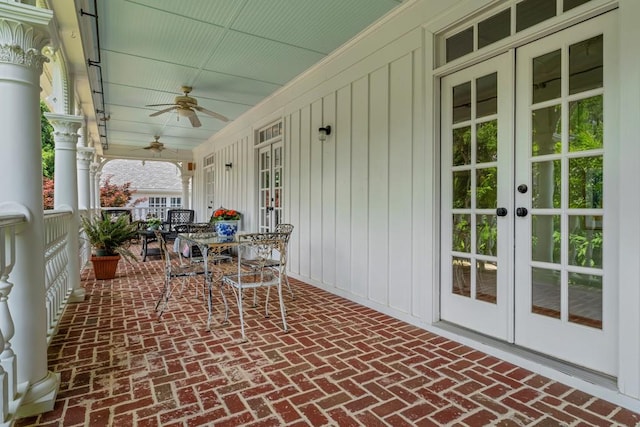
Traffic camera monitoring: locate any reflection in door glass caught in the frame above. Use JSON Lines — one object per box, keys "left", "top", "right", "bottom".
{"left": 452, "top": 171, "right": 471, "bottom": 208}
{"left": 531, "top": 267, "right": 561, "bottom": 319}
{"left": 569, "top": 156, "right": 602, "bottom": 208}
{"left": 476, "top": 73, "right": 498, "bottom": 117}
{"left": 568, "top": 272, "right": 602, "bottom": 329}
{"left": 532, "top": 105, "right": 561, "bottom": 155}
{"left": 569, "top": 35, "right": 603, "bottom": 94}
{"left": 452, "top": 214, "right": 471, "bottom": 253}
{"left": 532, "top": 50, "right": 561, "bottom": 104}
{"left": 569, "top": 96, "right": 603, "bottom": 152}
{"left": 476, "top": 214, "right": 497, "bottom": 256}
{"left": 476, "top": 260, "right": 497, "bottom": 304}
{"left": 476, "top": 168, "right": 497, "bottom": 209}
{"left": 453, "top": 82, "right": 472, "bottom": 123}
{"left": 477, "top": 120, "right": 497, "bottom": 163}
{"left": 532, "top": 215, "right": 561, "bottom": 264}
{"left": 452, "top": 127, "right": 471, "bottom": 166}
{"left": 532, "top": 160, "right": 561, "bottom": 209}
{"left": 452, "top": 256, "right": 471, "bottom": 297}
{"left": 568, "top": 215, "right": 603, "bottom": 268}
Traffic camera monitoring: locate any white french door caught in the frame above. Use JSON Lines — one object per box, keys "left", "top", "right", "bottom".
{"left": 440, "top": 52, "right": 514, "bottom": 341}
{"left": 258, "top": 141, "right": 284, "bottom": 232}
{"left": 441, "top": 12, "right": 617, "bottom": 375}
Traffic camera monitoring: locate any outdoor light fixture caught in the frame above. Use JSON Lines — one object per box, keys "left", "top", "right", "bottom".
{"left": 318, "top": 125, "right": 331, "bottom": 142}
{"left": 225, "top": 162, "right": 233, "bottom": 171}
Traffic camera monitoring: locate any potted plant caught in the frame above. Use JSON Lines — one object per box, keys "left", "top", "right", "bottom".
{"left": 81, "top": 215, "right": 139, "bottom": 279}
{"left": 145, "top": 217, "right": 162, "bottom": 230}
{"left": 210, "top": 207, "right": 241, "bottom": 241}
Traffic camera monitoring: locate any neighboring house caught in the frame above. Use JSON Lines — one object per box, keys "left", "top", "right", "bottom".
{"left": 100, "top": 159, "right": 184, "bottom": 220}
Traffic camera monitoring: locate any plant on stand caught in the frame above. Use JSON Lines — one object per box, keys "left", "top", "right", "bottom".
{"left": 81, "top": 215, "right": 139, "bottom": 279}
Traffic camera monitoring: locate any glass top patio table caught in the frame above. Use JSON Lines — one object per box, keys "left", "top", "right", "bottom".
{"left": 177, "top": 232, "right": 239, "bottom": 330}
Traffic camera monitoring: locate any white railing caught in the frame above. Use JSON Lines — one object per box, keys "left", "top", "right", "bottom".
{"left": 0, "top": 211, "right": 26, "bottom": 424}
{"left": 42, "top": 210, "right": 73, "bottom": 343}
{"left": 102, "top": 206, "right": 193, "bottom": 222}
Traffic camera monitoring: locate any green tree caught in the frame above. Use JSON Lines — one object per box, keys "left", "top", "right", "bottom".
{"left": 41, "top": 101, "right": 54, "bottom": 179}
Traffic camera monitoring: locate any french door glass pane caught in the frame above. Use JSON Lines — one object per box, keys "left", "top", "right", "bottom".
{"left": 533, "top": 50, "right": 561, "bottom": 104}
{"left": 569, "top": 35, "right": 603, "bottom": 94}
{"left": 476, "top": 260, "right": 497, "bottom": 304}
{"left": 452, "top": 214, "right": 471, "bottom": 252}
{"left": 453, "top": 82, "right": 472, "bottom": 123}
{"left": 568, "top": 156, "right": 602, "bottom": 208}
{"left": 452, "top": 257, "right": 471, "bottom": 297}
{"left": 531, "top": 267, "right": 561, "bottom": 319}
{"left": 476, "top": 73, "right": 498, "bottom": 117}
{"left": 477, "top": 120, "right": 498, "bottom": 163}
{"left": 568, "top": 215, "right": 603, "bottom": 268}
{"left": 476, "top": 214, "right": 497, "bottom": 256}
{"left": 568, "top": 272, "right": 602, "bottom": 329}
{"left": 532, "top": 215, "right": 561, "bottom": 263}
{"left": 532, "top": 160, "right": 561, "bottom": 209}
{"left": 453, "top": 126, "right": 471, "bottom": 166}
{"left": 476, "top": 168, "right": 497, "bottom": 209}
{"left": 569, "top": 96, "right": 603, "bottom": 151}
{"left": 532, "top": 105, "right": 562, "bottom": 155}
{"left": 452, "top": 171, "right": 471, "bottom": 208}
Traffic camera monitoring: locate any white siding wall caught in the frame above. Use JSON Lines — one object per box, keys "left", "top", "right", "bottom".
{"left": 198, "top": 22, "right": 427, "bottom": 319}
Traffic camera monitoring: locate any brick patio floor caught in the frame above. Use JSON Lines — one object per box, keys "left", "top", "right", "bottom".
{"left": 14, "top": 254, "right": 640, "bottom": 426}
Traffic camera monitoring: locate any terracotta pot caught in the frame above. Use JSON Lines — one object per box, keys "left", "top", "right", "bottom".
{"left": 91, "top": 255, "right": 121, "bottom": 280}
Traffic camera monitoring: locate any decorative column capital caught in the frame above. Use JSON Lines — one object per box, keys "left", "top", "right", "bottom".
{"left": 44, "top": 113, "right": 82, "bottom": 148}
{"left": 77, "top": 147, "right": 94, "bottom": 164}
{"left": 0, "top": 3, "right": 52, "bottom": 73}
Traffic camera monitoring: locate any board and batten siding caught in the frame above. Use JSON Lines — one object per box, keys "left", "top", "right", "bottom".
{"left": 283, "top": 46, "right": 426, "bottom": 318}
{"left": 199, "top": 25, "right": 428, "bottom": 321}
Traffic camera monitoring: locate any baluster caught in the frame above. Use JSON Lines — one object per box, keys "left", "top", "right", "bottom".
{"left": 0, "top": 226, "right": 18, "bottom": 412}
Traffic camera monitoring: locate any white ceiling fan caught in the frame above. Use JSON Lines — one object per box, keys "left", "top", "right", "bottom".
{"left": 146, "top": 86, "right": 229, "bottom": 127}
{"left": 143, "top": 135, "right": 165, "bottom": 153}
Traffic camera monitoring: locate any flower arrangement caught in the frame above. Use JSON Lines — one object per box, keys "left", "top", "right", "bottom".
{"left": 210, "top": 207, "right": 241, "bottom": 222}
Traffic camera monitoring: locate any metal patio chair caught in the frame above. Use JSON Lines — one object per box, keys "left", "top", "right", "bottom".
{"left": 154, "top": 230, "right": 208, "bottom": 319}
{"left": 222, "top": 232, "right": 290, "bottom": 341}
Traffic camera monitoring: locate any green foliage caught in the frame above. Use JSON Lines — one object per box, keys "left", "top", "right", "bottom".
{"left": 81, "top": 215, "right": 139, "bottom": 262}
{"left": 41, "top": 101, "right": 55, "bottom": 179}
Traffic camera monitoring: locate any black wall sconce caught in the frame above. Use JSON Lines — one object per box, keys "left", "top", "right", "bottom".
{"left": 225, "top": 162, "right": 233, "bottom": 171}
{"left": 318, "top": 125, "right": 332, "bottom": 142}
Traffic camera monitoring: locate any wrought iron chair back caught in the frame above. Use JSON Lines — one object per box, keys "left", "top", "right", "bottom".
{"left": 163, "top": 209, "right": 195, "bottom": 241}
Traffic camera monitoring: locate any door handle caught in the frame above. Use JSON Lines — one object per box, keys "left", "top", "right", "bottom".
{"left": 496, "top": 207, "right": 508, "bottom": 217}
{"left": 516, "top": 207, "right": 528, "bottom": 217}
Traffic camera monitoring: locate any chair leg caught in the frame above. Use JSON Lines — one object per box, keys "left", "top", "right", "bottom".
{"left": 277, "top": 282, "right": 288, "bottom": 332}
{"left": 284, "top": 272, "right": 294, "bottom": 300}
{"left": 236, "top": 286, "right": 247, "bottom": 341}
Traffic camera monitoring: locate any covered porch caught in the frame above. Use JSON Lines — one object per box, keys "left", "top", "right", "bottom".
{"left": 12, "top": 252, "right": 640, "bottom": 426}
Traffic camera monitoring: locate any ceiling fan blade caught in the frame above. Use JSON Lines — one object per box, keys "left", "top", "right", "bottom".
{"left": 145, "top": 103, "right": 175, "bottom": 107}
{"left": 149, "top": 106, "right": 178, "bottom": 117}
{"left": 188, "top": 113, "right": 202, "bottom": 128}
{"left": 193, "top": 105, "right": 229, "bottom": 122}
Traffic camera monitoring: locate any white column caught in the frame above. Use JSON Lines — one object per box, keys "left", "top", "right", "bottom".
{"left": 181, "top": 174, "right": 191, "bottom": 208}
{"left": 0, "top": 3, "right": 59, "bottom": 417}
{"left": 94, "top": 169, "right": 102, "bottom": 210}
{"left": 46, "top": 114, "right": 85, "bottom": 303}
{"left": 89, "top": 162, "right": 98, "bottom": 215}
{"left": 77, "top": 148, "right": 93, "bottom": 212}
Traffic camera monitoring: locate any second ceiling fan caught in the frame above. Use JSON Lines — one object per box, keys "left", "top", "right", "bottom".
{"left": 146, "top": 86, "right": 229, "bottom": 128}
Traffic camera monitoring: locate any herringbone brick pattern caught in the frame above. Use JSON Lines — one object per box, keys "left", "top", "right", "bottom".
{"left": 15, "top": 254, "right": 640, "bottom": 426}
